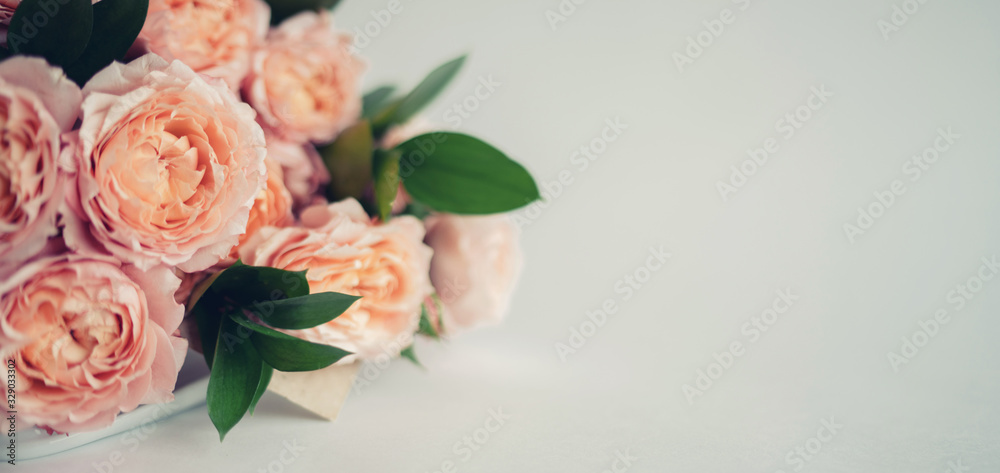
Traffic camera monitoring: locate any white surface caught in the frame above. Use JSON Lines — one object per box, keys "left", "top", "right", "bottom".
{"left": 18, "top": 359, "right": 208, "bottom": 462}
{"left": 21, "top": 0, "right": 1000, "bottom": 471}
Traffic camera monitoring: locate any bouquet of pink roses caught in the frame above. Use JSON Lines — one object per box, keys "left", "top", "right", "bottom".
{"left": 0, "top": 0, "right": 537, "bottom": 441}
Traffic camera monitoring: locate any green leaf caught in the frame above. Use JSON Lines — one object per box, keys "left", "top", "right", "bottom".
{"left": 249, "top": 292, "right": 361, "bottom": 330}
{"left": 192, "top": 290, "right": 226, "bottom": 368}
{"left": 207, "top": 315, "right": 262, "bottom": 441}
{"left": 373, "top": 56, "right": 466, "bottom": 135}
{"left": 209, "top": 263, "right": 309, "bottom": 307}
{"left": 418, "top": 303, "right": 440, "bottom": 339}
{"left": 248, "top": 363, "right": 273, "bottom": 416}
{"left": 63, "top": 0, "right": 148, "bottom": 86}
{"left": 392, "top": 55, "right": 466, "bottom": 125}
{"left": 266, "top": 0, "right": 342, "bottom": 25}
{"left": 320, "top": 120, "right": 374, "bottom": 202}
{"left": 372, "top": 149, "right": 401, "bottom": 222}
{"left": 362, "top": 86, "right": 396, "bottom": 120}
{"left": 400, "top": 345, "right": 422, "bottom": 368}
{"left": 184, "top": 267, "right": 224, "bottom": 310}
{"left": 395, "top": 133, "right": 540, "bottom": 214}
{"left": 7, "top": 0, "right": 94, "bottom": 67}
{"left": 370, "top": 99, "right": 402, "bottom": 138}
{"left": 229, "top": 313, "right": 352, "bottom": 372}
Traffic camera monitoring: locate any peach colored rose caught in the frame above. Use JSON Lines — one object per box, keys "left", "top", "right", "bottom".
{"left": 0, "top": 57, "right": 81, "bottom": 275}
{"left": 230, "top": 156, "right": 293, "bottom": 258}
{"left": 237, "top": 199, "right": 432, "bottom": 360}
{"left": 265, "top": 133, "right": 329, "bottom": 211}
{"left": 424, "top": 214, "right": 523, "bottom": 333}
{"left": 242, "top": 11, "right": 363, "bottom": 143}
{"left": 0, "top": 254, "right": 187, "bottom": 433}
{"left": 138, "top": 0, "right": 270, "bottom": 89}
{"left": 63, "top": 54, "right": 267, "bottom": 272}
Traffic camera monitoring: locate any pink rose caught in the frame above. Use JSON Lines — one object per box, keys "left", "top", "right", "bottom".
{"left": 230, "top": 156, "right": 293, "bottom": 259}
{"left": 138, "top": 0, "right": 270, "bottom": 89}
{"left": 0, "top": 254, "right": 187, "bottom": 433}
{"left": 265, "top": 132, "right": 330, "bottom": 211}
{"left": 0, "top": 0, "right": 17, "bottom": 47}
{"left": 237, "top": 199, "right": 432, "bottom": 360}
{"left": 424, "top": 214, "right": 523, "bottom": 333}
{"left": 243, "top": 11, "right": 363, "bottom": 143}
{"left": 63, "top": 54, "right": 267, "bottom": 272}
{"left": 0, "top": 57, "right": 81, "bottom": 275}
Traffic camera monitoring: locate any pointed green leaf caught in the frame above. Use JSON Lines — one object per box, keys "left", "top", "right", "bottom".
{"left": 8, "top": 0, "right": 93, "bottom": 67}
{"left": 396, "top": 132, "right": 540, "bottom": 214}
{"left": 266, "top": 0, "right": 342, "bottom": 24}
{"left": 362, "top": 86, "right": 396, "bottom": 120}
{"left": 248, "top": 363, "right": 273, "bottom": 416}
{"left": 63, "top": 0, "right": 148, "bottom": 86}
{"left": 207, "top": 315, "right": 262, "bottom": 441}
{"left": 192, "top": 292, "right": 224, "bottom": 368}
{"left": 392, "top": 55, "right": 465, "bottom": 125}
{"left": 209, "top": 264, "right": 309, "bottom": 306}
{"left": 370, "top": 99, "right": 402, "bottom": 139}
{"left": 320, "top": 120, "right": 374, "bottom": 201}
{"left": 249, "top": 292, "right": 361, "bottom": 330}
{"left": 229, "top": 313, "right": 352, "bottom": 372}
{"left": 372, "top": 56, "right": 466, "bottom": 136}
{"left": 400, "top": 345, "right": 422, "bottom": 368}
{"left": 372, "top": 149, "right": 401, "bottom": 222}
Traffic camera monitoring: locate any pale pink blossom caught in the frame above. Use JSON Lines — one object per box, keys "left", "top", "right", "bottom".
{"left": 0, "top": 57, "right": 81, "bottom": 275}
{"left": 242, "top": 11, "right": 363, "bottom": 143}
{"left": 424, "top": 214, "right": 523, "bottom": 333}
{"left": 64, "top": 54, "right": 267, "bottom": 272}
{"left": 265, "top": 133, "right": 330, "bottom": 211}
{"left": 230, "top": 156, "right": 293, "bottom": 259}
{"left": 138, "top": 0, "right": 270, "bottom": 89}
{"left": 0, "top": 254, "right": 187, "bottom": 433}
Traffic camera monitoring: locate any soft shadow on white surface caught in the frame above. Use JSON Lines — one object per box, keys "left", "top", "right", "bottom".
{"left": 17, "top": 350, "right": 209, "bottom": 462}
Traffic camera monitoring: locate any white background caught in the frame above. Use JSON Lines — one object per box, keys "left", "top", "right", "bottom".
{"left": 24, "top": 0, "right": 1000, "bottom": 471}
